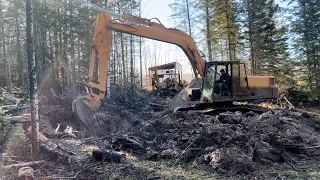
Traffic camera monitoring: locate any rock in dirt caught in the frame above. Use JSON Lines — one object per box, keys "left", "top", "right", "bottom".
{"left": 258, "top": 111, "right": 274, "bottom": 120}
{"left": 204, "top": 147, "right": 254, "bottom": 174}
{"left": 92, "top": 148, "right": 126, "bottom": 163}
{"left": 205, "top": 146, "right": 216, "bottom": 153}
{"left": 146, "top": 149, "right": 159, "bottom": 160}
{"left": 161, "top": 148, "right": 178, "bottom": 159}
{"left": 253, "top": 141, "right": 281, "bottom": 164}
{"left": 301, "top": 112, "right": 311, "bottom": 118}
{"left": 244, "top": 111, "right": 258, "bottom": 117}
{"left": 216, "top": 111, "right": 242, "bottom": 124}
{"left": 179, "top": 148, "right": 204, "bottom": 163}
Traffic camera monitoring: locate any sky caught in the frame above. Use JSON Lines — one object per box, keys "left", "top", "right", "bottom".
{"left": 140, "top": 0, "right": 287, "bottom": 26}
{"left": 140, "top": 0, "right": 174, "bottom": 27}
{"left": 139, "top": 0, "right": 195, "bottom": 75}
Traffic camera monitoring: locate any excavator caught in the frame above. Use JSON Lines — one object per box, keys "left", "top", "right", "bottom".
{"left": 72, "top": 10, "right": 278, "bottom": 127}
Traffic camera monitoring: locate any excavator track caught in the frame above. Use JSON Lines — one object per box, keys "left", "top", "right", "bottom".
{"left": 174, "top": 102, "right": 270, "bottom": 115}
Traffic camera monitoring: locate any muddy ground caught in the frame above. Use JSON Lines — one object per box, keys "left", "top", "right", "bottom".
{"left": 2, "top": 90, "right": 320, "bottom": 179}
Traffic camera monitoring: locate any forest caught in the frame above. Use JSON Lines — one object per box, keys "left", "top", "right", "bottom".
{"left": 0, "top": 0, "right": 320, "bottom": 179}
{"left": 0, "top": 0, "right": 319, "bottom": 95}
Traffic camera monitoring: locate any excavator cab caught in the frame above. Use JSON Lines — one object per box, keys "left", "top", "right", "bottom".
{"left": 202, "top": 61, "right": 247, "bottom": 102}
{"left": 200, "top": 61, "right": 277, "bottom": 103}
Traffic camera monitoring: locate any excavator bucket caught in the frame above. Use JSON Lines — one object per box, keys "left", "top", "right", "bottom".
{"left": 72, "top": 94, "right": 101, "bottom": 129}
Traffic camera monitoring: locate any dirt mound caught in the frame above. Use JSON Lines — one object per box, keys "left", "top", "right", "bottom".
{"left": 38, "top": 91, "right": 147, "bottom": 137}
{"left": 105, "top": 102, "right": 320, "bottom": 174}
{"left": 16, "top": 89, "right": 320, "bottom": 178}
{"left": 93, "top": 103, "right": 140, "bottom": 135}
{"left": 39, "top": 99, "right": 81, "bottom": 134}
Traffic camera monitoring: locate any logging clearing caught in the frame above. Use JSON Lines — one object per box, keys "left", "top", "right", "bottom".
{"left": 0, "top": 0, "right": 320, "bottom": 179}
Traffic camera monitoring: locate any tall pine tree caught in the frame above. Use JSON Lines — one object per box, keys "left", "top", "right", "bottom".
{"left": 290, "top": 0, "right": 320, "bottom": 92}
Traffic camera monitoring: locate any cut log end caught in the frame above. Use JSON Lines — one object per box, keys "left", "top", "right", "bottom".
{"left": 17, "top": 166, "right": 34, "bottom": 180}
{"left": 92, "top": 148, "right": 126, "bottom": 163}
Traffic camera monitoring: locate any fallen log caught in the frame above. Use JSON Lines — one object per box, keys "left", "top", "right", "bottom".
{"left": 17, "top": 166, "right": 34, "bottom": 180}
{"left": 284, "top": 96, "right": 295, "bottom": 110}
{"left": 27, "top": 126, "right": 58, "bottom": 150}
{"left": 4, "top": 105, "right": 30, "bottom": 115}
{"left": 45, "top": 131, "right": 77, "bottom": 139}
{"left": 1, "top": 160, "right": 45, "bottom": 171}
{"left": 39, "top": 144, "right": 59, "bottom": 161}
{"left": 146, "top": 176, "right": 161, "bottom": 180}
{"left": 149, "top": 102, "right": 167, "bottom": 107}
{"left": 92, "top": 148, "right": 126, "bottom": 163}
{"left": 112, "top": 136, "right": 145, "bottom": 152}
{"left": 27, "top": 126, "right": 75, "bottom": 156}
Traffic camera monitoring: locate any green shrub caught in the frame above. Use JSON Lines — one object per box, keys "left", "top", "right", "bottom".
{"left": 109, "top": 85, "right": 148, "bottom": 109}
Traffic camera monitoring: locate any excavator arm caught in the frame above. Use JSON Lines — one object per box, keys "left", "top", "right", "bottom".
{"left": 73, "top": 10, "right": 206, "bottom": 126}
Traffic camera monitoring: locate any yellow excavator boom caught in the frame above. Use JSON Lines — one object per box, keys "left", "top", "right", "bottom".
{"left": 72, "top": 10, "right": 207, "bottom": 126}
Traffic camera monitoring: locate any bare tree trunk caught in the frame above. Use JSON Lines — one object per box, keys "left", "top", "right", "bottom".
{"left": 225, "top": 0, "right": 233, "bottom": 61}
{"left": 41, "top": 0, "right": 47, "bottom": 69}
{"left": 0, "top": 0, "right": 12, "bottom": 94}
{"left": 54, "top": 17, "right": 59, "bottom": 79}
{"left": 77, "top": 34, "right": 80, "bottom": 94}
{"left": 185, "top": 0, "right": 192, "bottom": 37}
{"left": 144, "top": 44, "right": 148, "bottom": 82}
{"left": 247, "top": 0, "right": 255, "bottom": 74}
{"left": 104, "top": 0, "right": 111, "bottom": 98}
{"left": 14, "top": 1, "right": 23, "bottom": 87}
{"left": 139, "top": 37, "right": 142, "bottom": 87}
{"left": 57, "top": 2, "right": 62, "bottom": 80}
{"left": 113, "top": 33, "right": 117, "bottom": 85}
{"left": 8, "top": 61, "right": 12, "bottom": 93}
{"left": 225, "top": 38, "right": 229, "bottom": 60}
{"left": 120, "top": 33, "right": 126, "bottom": 85}
{"left": 26, "top": 0, "right": 40, "bottom": 156}
{"left": 126, "top": 37, "right": 129, "bottom": 84}
{"left": 205, "top": 0, "right": 212, "bottom": 61}
{"left": 48, "top": 29, "right": 53, "bottom": 73}
{"left": 139, "top": 2, "right": 143, "bottom": 87}
{"left": 70, "top": 0, "right": 76, "bottom": 93}
{"left": 130, "top": 0, "right": 134, "bottom": 87}
{"left": 219, "top": 36, "right": 224, "bottom": 61}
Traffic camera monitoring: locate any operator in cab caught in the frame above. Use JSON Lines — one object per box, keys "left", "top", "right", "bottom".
{"left": 214, "top": 69, "right": 230, "bottom": 95}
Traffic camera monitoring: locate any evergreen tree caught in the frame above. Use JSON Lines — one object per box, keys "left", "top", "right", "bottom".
{"left": 169, "top": 0, "right": 195, "bottom": 37}
{"left": 244, "top": 0, "right": 292, "bottom": 84}
{"left": 210, "top": 0, "right": 239, "bottom": 61}
{"left": 290, "top": 0, "right": 320, "bottom": 91}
